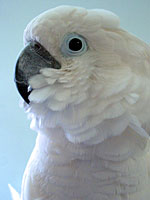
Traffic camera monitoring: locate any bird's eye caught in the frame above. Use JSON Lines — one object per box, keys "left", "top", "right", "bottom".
{"left": 61, "top": 33, "right": 88, "bottom": 57}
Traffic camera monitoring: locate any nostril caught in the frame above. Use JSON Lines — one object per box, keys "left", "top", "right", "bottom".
{"left": 32, "top": 42, "right": 41, "bottom": 52}
{"left": 30, "top": 41, "right": 51, "bottom": 60}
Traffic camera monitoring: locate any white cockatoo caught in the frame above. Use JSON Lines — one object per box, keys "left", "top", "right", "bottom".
{"left": 10, "top": 5, "right": 150, "bottom": 200}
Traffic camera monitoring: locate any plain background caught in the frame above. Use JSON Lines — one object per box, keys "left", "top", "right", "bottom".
{"left": 1, "top": 0, "right": 150, "bottom": 199}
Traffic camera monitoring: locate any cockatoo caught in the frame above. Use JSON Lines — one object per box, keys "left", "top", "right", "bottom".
{"left": 10, "top": 5, "right": 150, "bottom": 200}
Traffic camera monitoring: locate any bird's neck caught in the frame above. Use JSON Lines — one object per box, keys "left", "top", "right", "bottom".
{"left": 29, "top": 127, "right": 150, "bottom": 199}
{"left": 35, "top": 127, "right": 98, "bottom": 163}
{"left": 35, "top": 125, "right": 149, "bottom": 164}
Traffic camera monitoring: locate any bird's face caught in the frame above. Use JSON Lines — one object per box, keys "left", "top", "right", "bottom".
{"left": 15, "top": 6, "right": 145, "bottom": 138}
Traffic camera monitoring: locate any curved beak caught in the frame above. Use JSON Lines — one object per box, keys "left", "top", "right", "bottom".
{"left": 15, "top": 41, "right": 61, "bottom": 104}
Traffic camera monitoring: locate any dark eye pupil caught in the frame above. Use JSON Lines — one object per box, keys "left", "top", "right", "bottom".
{"left": 69, "top": 38, "right": 82, "bottom": 51}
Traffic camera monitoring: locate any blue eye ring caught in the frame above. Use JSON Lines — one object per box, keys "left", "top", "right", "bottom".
{"left": 61, "top": 33, "right": 88, "bottom": 57}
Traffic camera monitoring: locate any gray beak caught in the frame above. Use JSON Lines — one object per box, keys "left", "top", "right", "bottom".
{"left": 15, "top": 41, "right": 61, "bottom": 104}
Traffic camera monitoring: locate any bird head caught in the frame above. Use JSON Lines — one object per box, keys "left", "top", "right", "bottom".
{"left": 15, "top": 6, "right": 150, "bottom": 144}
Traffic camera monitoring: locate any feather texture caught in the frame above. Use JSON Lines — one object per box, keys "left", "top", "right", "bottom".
{"left": 14, "top": 5, "right": 150, "bottom": 200}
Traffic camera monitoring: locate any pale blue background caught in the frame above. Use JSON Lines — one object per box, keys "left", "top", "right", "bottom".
{"left": 1, "top": 0, "right": 150, "bottom": 199}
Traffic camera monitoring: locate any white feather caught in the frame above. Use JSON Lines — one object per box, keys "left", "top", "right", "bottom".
{"left": 54, "top": 89, "right": 71, "bottom": 101}
{"left": 8, "top": 184, "right": 20, "bottom": 200}
{"left": 29, "top": 74, "right": 48, "bottom": 89}
{"left": 29, "top": 86, "right": 55, "bottom": 103}
{"left": 89, "top": 9, "right": 120, "bottom": 29}
{"left": 47, "top": 98, "right": 67, "bottom": 111}
{"left": 125, "top": 93, "right": 139, "bottom": 105}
